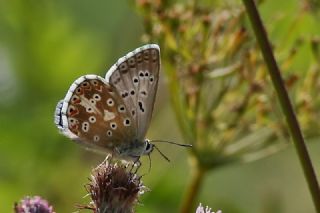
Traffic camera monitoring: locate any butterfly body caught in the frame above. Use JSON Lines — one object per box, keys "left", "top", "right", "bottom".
{"left": 55, "top": 44, "right": 159, "bottom": 161}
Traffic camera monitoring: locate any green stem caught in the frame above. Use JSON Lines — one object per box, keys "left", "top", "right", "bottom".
{"left": 242, "top": 0, "right": 320, "bottom": 212}
{"left": 180, "top": 163, "right": 207, "bottom": 213}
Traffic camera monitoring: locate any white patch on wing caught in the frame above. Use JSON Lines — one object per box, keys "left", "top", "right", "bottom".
{"left": 104, "top": 110, "right": 115, "bottom": 121}
{"left": 79, "top": 96, "right": 99, "bottom": 114}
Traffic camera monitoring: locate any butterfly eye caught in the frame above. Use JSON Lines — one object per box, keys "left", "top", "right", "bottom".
{"left": 146, "top": 143, "right": 150, "bottom": 150}
{"left": 145, "top": 71, "right": 149, "bottom": 77}
{"left": 145, "top": 142, "right": 153, "bottom": 153}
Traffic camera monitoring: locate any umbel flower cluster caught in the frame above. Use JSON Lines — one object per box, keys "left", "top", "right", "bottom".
{"left": 134, "top": 0, "right": 320, "bottom": 168}
{"left": 134, "top": 0, "right": 320, "bottom": 211}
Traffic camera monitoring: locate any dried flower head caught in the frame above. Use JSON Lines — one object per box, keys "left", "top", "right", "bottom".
{"left": 14, "top": 196, "right": 55, "bottom": 213}
{"left": 80, "top": 156, "right": 147, "bottom": 213}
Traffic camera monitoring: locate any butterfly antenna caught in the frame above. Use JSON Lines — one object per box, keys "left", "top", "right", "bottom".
{"left": 150, "top": 140, "right": 193, "bottom": 148}
{"left": 148, "top": 153, "right": 152, "bottom": 173}
{"left": 153, "top": 145, "right": 171, "bottom": 162}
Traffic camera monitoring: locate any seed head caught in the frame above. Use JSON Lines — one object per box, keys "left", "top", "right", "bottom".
{"left": 80, "top": 157, "right": 147, "bottom": 213}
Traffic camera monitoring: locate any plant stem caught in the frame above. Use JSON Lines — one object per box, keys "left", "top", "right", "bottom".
{"left": 180, "top": 163, "right": 207, "bottom": 213}
{"left": 242, "top": 0, "right": 320, "bottom": 212}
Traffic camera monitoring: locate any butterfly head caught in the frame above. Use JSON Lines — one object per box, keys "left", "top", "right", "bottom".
{"left": 143, "top": 139, "right": 154, "bottom": 155}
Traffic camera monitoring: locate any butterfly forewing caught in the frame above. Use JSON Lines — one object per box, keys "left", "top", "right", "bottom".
{"left": 106, "top": 45, "right": 160, "bottom": 141}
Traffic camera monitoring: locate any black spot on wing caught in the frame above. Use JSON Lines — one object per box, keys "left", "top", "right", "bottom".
{"left": 138, "top": 101, "right": 145, "bottom": 113}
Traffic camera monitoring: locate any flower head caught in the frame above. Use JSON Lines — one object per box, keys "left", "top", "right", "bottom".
{"left": 196, "top": 203, "right": 221, "bottom": 213}
{"left": 14, "top": 196, "right": 55, "bottom": 213}
{"left": 80, "top": 156, "right": 147, "bottom": 213}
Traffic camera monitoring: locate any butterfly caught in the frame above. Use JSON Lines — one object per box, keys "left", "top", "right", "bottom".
{"left": 54, "top": 44, "right": 161, "bottom": 162}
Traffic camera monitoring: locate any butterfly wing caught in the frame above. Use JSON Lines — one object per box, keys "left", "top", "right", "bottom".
{"left": 105, "top": 44, "right": 160, "bottom": 141}
{"left": 55, "top": 75, "right": 136, "bottom": 155}
{"left": 55, "top": 44, "right": 160, "bottom": 159}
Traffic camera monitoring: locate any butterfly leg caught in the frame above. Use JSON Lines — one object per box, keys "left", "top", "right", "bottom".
{"left": 133, "top": 160, "right": 141, "bottom": 174}
{"left": 128, "top": 157, "right": 141, "bottom": 174}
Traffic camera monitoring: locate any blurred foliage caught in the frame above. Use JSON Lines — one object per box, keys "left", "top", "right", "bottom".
{"left": 0, "top": 0, "right": 143, "bottom": 212}
{"left": 0, "top": 0, "right": 320, "bottom": 213}
{"left": 134, "top": 0, "right": 320, "bottom": 212}
{"left": 135, "top": 0, "right": 320, "bottom": 168}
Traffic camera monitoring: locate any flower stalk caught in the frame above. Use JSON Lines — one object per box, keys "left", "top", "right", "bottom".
{"left": 134, "top": 0, "right": 320, "bottom": 211}
{"left": 180, "top": 161, "right": 207, "bottom": 213}
{"left": 241, "top": 0, "right": 320, "bottom": 212}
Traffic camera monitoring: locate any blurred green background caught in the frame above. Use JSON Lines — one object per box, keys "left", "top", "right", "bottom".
{"left": 0, "top": 0, "right": 320, "bottom": 212}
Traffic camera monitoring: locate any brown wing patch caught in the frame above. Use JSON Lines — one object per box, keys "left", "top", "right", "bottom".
{"left": 65, "top": 78, "right": 135, "bottom": 151}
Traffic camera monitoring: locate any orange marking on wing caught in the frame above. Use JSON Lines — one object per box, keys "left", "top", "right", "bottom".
{"left": 69, "top": 108, "right": 79, "bottom": 117}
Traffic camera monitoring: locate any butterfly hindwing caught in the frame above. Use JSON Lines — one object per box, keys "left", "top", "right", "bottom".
{"left": 56, "top": 75, "right": 135, "bottom": 153}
